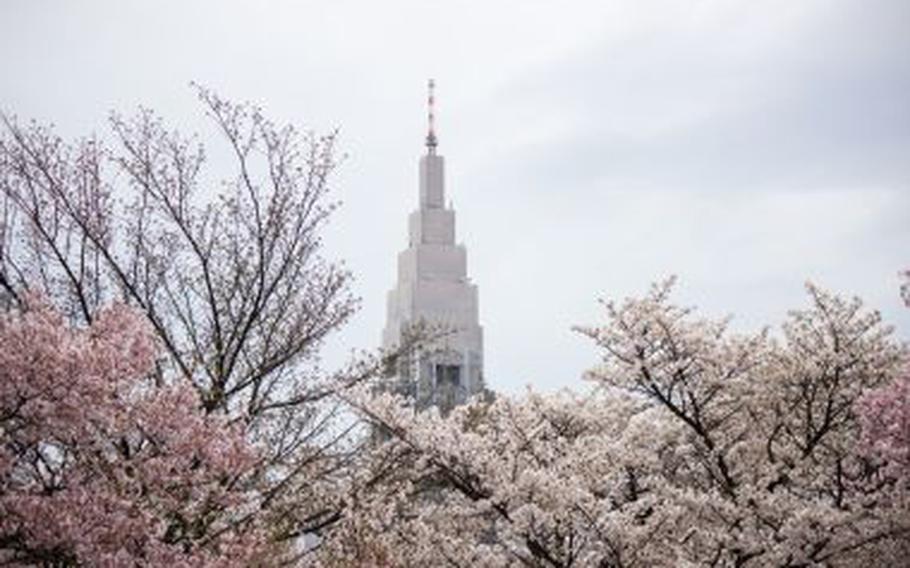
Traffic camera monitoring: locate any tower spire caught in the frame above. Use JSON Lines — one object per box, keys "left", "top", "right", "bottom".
{"left": 426, "top": 78, "right": 438, "bottom": 153}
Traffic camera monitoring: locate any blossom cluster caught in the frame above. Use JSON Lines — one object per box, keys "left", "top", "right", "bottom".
{"left": 2, "top": 280, "right": 907, "bottom": 566}
{"left": 332, "top": 279, "right": 909, "bottom": 566}
{"left": 0, "top": 298, "right": 267, "bottom": 565}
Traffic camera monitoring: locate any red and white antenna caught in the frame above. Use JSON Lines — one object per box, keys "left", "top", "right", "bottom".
{"left": 426, "top": 78, "right": 438, "bottom": 153}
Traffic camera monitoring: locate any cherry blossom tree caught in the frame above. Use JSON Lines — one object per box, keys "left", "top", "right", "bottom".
{"left": 324, "top": 389, "right": 683, "bottom": 567}
{"left": 856, "top": 270, "right": 910, "bottom": 483}
{"left": 577, "top": 279, "right": 908, "bottom": 565}
{"left": 344, "top": 279, "right": 909, "bottom": 566}
{"left": 0, "top": 89, "right": 394, "bottom": 550}
{"left": 858, "top": 372, "right": 910, "bottom": 482}
{"left": 0, "top": 297, "right": 267, "bottom": 565}
{"left": 3, "top": 88, "right": 907, "bottom": 565}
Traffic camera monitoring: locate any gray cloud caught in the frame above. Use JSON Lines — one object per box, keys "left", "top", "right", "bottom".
{"left": 1, "top": 0, "right": 907, "bottom": 393}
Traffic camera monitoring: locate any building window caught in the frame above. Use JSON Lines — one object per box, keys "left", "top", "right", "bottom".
{"left": 435, "top": 364, "right": 461, "bottom": 388}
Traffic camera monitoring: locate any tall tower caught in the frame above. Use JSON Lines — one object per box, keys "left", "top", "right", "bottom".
{"left": 382, "top": 80, "right": 485, "bottom": 412}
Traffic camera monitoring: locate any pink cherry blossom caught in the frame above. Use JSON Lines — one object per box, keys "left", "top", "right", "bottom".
{"left": 0, "top": 296, "right": 267, "bottom": 565}
{"left": 856, "top": 270, "right": 910, "bottom": 483}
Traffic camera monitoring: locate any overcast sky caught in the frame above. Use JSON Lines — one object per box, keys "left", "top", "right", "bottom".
{"left": 2, "top": 0, "right": 908, "bottom": 393}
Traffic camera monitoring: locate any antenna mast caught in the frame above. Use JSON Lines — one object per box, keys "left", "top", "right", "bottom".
{"left": 426, "top": 78, "right": 438, "bottom": 153}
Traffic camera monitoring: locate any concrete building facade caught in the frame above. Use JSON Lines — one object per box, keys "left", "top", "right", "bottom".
{"left": 381, "top": 81, "right": 485, "bottom": 412}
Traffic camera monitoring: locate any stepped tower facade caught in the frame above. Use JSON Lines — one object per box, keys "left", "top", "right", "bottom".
{"left": 381, "top": 80, "right": 484, "bottom": 412}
